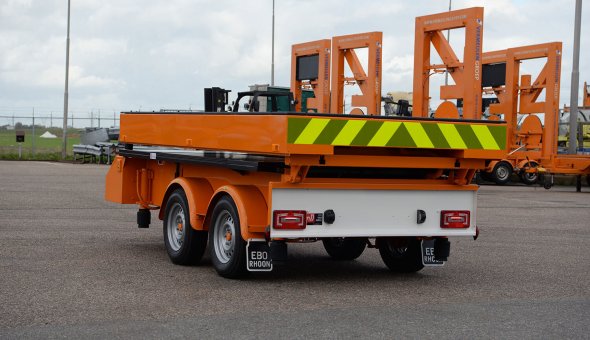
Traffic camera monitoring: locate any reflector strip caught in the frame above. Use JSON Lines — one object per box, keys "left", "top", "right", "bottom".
{"left": 288, "top": 117, "right": 506, "bottom": 150}
{"left": 471, "top": 124, "right": 501, "bottom": 150}
{"left": 404, "top": 122, "right": 434, "bottom": 148}
{"left": 368, "top": 121, "right": 402, "bottom": 146}
{"left": 332, "top": 119, "right": 367, "bottom": 145}
{"left": 294, "top": 118, "right": 330, "bottom": 144}
{"left": 437, "top": 123, "right": 467, "bottom": 149}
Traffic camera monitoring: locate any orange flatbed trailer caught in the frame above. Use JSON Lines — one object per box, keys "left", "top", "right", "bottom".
{"left": 106, "top": 111, "right": 506, "bottom": 277}
{"left": 105, "top": 7, "right": 510, "bottom": 278}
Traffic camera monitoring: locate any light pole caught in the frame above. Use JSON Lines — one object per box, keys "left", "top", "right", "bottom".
{"left": 271, "top": 0, "right": 275, "bottom": 86}
{"left": 62, "top": 0, "right": 71, "bottom": 160}
{"left": 568, "top": 0, "right": 582, "bottom": 154}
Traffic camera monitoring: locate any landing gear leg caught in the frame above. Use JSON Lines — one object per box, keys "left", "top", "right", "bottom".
{"left": 543, "top": 174, "right": 554, "bottom": 190}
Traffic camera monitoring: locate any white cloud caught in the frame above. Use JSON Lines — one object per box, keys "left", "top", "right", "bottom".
{"left": 0, "top": 0, "right": 588, "bottom": 117}
{"left": 69, "top": 66, "right": 126, "bottom": 88}
{"left": 383, "top": 54, "right": 414, "bottom": 88}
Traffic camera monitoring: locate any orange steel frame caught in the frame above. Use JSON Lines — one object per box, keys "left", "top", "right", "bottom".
{"left": 330, "top": 32, "right": 383, "bottom": 115}
{"left": 107, "top": 155, "right": 482, "bottom": 241}
{"left": 118, "top": 113, "right": 504, "bottom": 160}
{"left": 291, "top": 32, "right": 383, "bottom": 115}
{"left": 290, "top": 39, "right": 331, "bottom": 113}
{"left": 413, "top": 7, "right": 484, "bottom": 120}
{"left": 483, "top": 42, "right": 562, "bottom": 161}
{"left": 482, "top": 42, "right": 590, "bottom": 175}
{"left": 109, "top": 112, "right": 505, "bottom": 240}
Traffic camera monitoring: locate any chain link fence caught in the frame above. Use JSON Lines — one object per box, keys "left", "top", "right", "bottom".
{"left": 0, "top": 110, "right": 119, "bottom": 160}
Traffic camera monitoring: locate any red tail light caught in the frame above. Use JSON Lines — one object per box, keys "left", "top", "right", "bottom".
{"left": 440, "top": 210, "right": 470, "bottom": 228}
{"left": 273, "top": 210, "right": 307, "bottom": 230}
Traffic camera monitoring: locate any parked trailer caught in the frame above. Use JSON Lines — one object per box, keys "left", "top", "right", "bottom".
{"left": 105, "top": 7, "right": 508, "bottom": 278}
{"left": 105, "top": 112, "right": 506, "bottom": 278}
{"left": 480, "top": 43, "right": 590, "bottom": 187}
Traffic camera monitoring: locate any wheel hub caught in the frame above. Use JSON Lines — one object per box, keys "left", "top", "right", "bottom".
{"left": 214, "top": 212, "right": 235, "bottom": 264}
{"left": 166, "top": 203, "right": 185, "bottom": 252}
{"left": 174, "top": 216, "right": 184, "bottom": 244}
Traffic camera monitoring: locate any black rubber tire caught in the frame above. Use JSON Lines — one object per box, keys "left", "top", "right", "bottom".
{"left": 520, "top": 172, "right": 538, "bottom": 185}
{"left": 479, "top": 171, "right": 493, "bottom": 182}
{"left": 543, "top": 177, "right": 553, "bottom": 190}
{"left": 519, "top": 162, "right": 539, "bottom": 185}
{"left": 163, "top": 189, "right": 208, "bottom": 265}
{"left": 208, "top": 196, "right": 247, "bottom": 279}
{"left": 322, "top": 238, "right": 367, "bottom": 260}
{"left": 492, "top": 162, "right": 513, "bottom": 185}
{"left": 377, "top": 237, "right": 424, "bottom": 273}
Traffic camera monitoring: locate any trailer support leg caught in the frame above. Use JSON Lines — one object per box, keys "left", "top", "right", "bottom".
{"left": 137, "top": 208, "right": 151, "bottom": 228}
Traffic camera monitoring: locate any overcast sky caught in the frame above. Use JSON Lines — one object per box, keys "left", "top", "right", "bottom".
{"left": 0, "top": 0, "right": 588, "bottom": 123}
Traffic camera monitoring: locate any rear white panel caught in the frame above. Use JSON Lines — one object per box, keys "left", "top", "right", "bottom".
{"left": 270, "top": 188, "right": 477, "bottom": 238}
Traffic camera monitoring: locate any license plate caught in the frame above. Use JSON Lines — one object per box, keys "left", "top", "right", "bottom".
{"left": 421, "top": 239, "right": 444, "bottom": 266}
{"left": 246, "top": 240, "right": 273, "bottom": 272}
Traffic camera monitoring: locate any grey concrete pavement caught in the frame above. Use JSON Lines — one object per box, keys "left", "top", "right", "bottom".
{"left": 0, "top": 161, "right": 588, "bottom": 339}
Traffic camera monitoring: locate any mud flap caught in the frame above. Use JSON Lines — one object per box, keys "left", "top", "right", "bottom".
{"left": 421, "top": 239, "right": 445, "bottom": 266}
{"left": 246, "top": 239, "right": 273, "bottom": 272}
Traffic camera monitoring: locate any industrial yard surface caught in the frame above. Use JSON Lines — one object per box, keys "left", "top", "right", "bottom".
{"left": 0, "top": 161, "right": 588, "bottom": 339}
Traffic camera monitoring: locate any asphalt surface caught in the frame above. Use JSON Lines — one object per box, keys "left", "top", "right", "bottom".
{"left": 0, "top": 161, "right": 588, "bottom": 339}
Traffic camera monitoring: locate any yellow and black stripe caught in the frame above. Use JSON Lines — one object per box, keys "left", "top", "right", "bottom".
{"left": 287, "top": 117, "right": 506, "bottom": 150}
